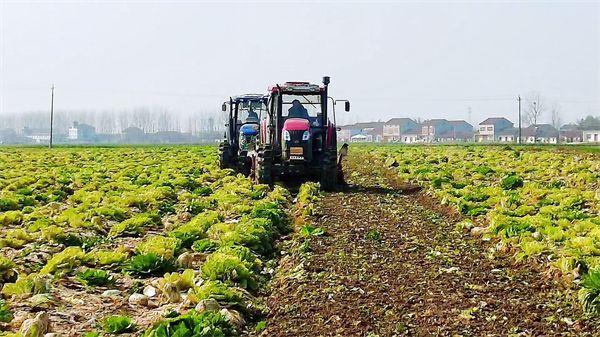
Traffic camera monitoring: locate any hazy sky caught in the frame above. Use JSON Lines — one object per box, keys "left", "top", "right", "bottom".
{"left": 0, "top": 1, "right": 598, "bottom": 126}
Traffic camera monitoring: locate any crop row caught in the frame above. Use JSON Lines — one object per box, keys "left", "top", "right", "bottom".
{"left": 360, "top": 145, "right": 600, "bottom": 313}
{"left": 0, "top": 147, "right": 292, "bottom": 336}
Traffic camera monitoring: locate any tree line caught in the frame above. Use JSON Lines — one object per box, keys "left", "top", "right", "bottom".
{"left": 0, "top": 106, "right": 223, "bottom": 135}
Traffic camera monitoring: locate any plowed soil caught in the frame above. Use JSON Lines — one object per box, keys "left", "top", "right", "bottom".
{"left": 259, "top": 152, "right": 598, "bottom": 336}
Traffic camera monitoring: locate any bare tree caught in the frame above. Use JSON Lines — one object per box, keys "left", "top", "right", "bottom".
{"left": 550, "top": 103, "right": 562, "bottom": 130}
{"left": 524, "top": 92, "right": 545, "bottom": 126}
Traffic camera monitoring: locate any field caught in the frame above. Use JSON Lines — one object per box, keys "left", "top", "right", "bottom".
{"left": 372, "top": 145, "right": 600, "bottom": 274}
{"left": 0, "top": 145, "right": 598, "bottom": 336}
{"left": 0, "top": 147, "right": 295, "bottom": 336}
{"left": 264, "top": 144, "right": 600, "bottom": 336}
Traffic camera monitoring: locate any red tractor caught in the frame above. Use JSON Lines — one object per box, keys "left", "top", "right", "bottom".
{"left": 251, "top": 76, "right": 349, "bottom": 190}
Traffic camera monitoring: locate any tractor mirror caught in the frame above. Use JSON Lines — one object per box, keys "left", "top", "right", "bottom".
{"left": 344, "top": 101, "right": 350, "bottom": 112}
{"left": 336, "top": 127, "right": 342, "bottom": 131}
{"left": 221, "top": 103, "right": 227, "bottom": 112}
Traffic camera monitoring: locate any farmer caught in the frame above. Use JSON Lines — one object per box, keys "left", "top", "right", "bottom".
{"left": 245, "top": 107, "right": 259, "bottom": 123}
{"left": 288, "top": 99, "right": 310, "bottom": 119}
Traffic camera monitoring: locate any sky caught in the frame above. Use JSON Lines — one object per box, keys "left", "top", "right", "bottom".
{"left": 0, "top": 0, "right": 598, "bottom": 126}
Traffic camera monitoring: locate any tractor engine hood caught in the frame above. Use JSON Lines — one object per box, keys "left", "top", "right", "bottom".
{"left": 283, "top": 118, "right": 310, "bottom": 132}
{"left": 281, "top": 118, "right": 312, "bottom": 162}
{"left": 240, "top": 123, "right": 259, "bottom": 136}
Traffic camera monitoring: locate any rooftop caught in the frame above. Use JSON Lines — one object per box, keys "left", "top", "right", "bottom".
{"left": 385, "top": 117, "right": 415, "bottom": 125}
{"left": 479, "top": 117, "right": 512, "bottom": 126}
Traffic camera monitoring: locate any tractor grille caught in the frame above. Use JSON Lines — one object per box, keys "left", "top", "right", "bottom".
{"left": 288, "top": 130, "right": 305, "bottom": 141}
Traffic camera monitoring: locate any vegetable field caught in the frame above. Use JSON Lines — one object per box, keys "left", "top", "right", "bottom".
{"left": 0, "top": 145, "right": 598, "bottom": 336}
{"left": 0, "top": 147, "right": 291, "bottom": 336}
{"left": 359, "top": 145, "right": 600, "bottom": 313}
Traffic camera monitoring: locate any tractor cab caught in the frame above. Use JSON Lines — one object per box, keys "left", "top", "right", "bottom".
{"left": 252, "top": 76, "right": 350, "bottom": 190}
{"left": 219, "top": 94, "right": 267, "bottom": 171}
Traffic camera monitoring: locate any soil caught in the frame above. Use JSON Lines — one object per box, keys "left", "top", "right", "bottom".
{"left": 259, "top": 152, "right": 599, "bottom": 336}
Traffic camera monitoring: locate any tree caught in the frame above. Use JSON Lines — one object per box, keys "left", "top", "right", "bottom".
{"left": 577, "top": 115, "right": 600, "bottom": 130}
{"left": 550, "top": 103, "right": 562, "bottom": 130}
{"left": 524, "top": 92, "right": 544, "bottom": 126}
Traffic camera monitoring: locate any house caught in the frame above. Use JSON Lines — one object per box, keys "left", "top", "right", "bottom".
{"left": 21, "top": 127, "right": 51, "bottom": 144}
{"left": 0, "top": 128, "right": 30, "bottom": 145}
{"left": 122, "top": 127, "right": 148, "bottom": 143}
{"left": 338, "top": 122, "right": 383, "bottom": 143}
{"left": 400, "top": 126, "right": 422, "bottom": 143}
{"left": 350, "top": 134, "right": 370, "bottom": 142}
{"left": 495, "top": 127, "right": 518, "bottom": 142}
{"left": 67, "top": 122, "right": 96, "bottom": 142}
{"left": 445, "top": 120, "right": 474, "bottom": 142}
{"left": 475, "top": 117, "right": 515, "bottom": 142}
{"left": 559, "top": 130, "right": 583, "bottom": 143}
{"left": 522, "top": 124, "right": 559, "bottom": 144}
{"left": 383, "top": 118, "right": 420, "bottom": 142}
{"left": 421, "top": 119, "right": 454, "bottom": 143}
{"left": 583, "top": 130, "right": 600, "bottom": 143}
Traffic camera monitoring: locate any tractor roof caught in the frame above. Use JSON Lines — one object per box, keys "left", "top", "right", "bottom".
{"left": 270, "top": 82, "right": 322, "bottom": 93}
{"left": 232, "top": 94, "right": 267, "bottom": 103}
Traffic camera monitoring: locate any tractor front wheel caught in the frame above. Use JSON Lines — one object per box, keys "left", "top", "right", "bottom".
{"left": 219, "top": 142, "right": 232, "bottom": 169}
{"left": 320, "top": 153, "right": 338, "bottom": 191}
{"left": 252, "top": 147, "right": 273, "bottom": 185}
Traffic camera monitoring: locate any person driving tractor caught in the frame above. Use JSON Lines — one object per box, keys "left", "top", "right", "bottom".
{"left": 245, "top": 107, "right": 259, "bottom": 123}
{"left": 288, "top": 99, "right": 310, "bottom": 119}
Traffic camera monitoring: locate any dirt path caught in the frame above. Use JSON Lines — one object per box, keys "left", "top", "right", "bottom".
{"left": 260, "top": 154, "right": 597, "bottom": 336}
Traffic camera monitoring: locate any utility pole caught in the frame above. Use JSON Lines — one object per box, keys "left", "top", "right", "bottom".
{"left": 467, "top": 106, "right": 472, "bottom": 125}
{"left": 517, "top": 95, "right": 522, "bottom": 144}
{"left": 49, "top": 84, "right": 55, "bottom": 149}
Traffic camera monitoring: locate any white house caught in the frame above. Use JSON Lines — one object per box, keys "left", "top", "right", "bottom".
{"left": 522, "top": 124, "right": 559, "bottom": 144}
{"left": 338, "top": 122, "right": 383, "bottom": 143}
{"left": 350, "top": 134, "right": 370, "bottom": 142}
{"left": 383, "top": 118, "right": 420, "bottom": 142}
{"left": 67, "top": 122, "right": 96, "bottom": 141}
{"left": 559, "top": 130, "right": 583, "bottom": 143}
{"left": 583, "top": 130, "right": 600, "bottom": 143}
{"left": 401, "top": 130, "right": 421, "bottom": 143}
{"left": 475, "top": 117, "right": 515, "bottom": 142}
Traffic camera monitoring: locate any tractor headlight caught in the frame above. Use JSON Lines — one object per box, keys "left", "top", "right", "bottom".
{"left": 302, "top": 131, "right": 310, "bottom": 141}
{"left": 283, "top": 130, "right": 291, "bottom": 141}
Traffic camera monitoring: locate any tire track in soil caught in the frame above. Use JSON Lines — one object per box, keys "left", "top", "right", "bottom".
{"left": 260, "top": 154, "right": 598, "bottom": 336}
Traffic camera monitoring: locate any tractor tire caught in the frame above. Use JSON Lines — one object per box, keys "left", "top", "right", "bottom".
{"left": 219, "top": 142, "right": 231, "bottom": 169}
{"left": 253, "top": 145, "right": 273, "bottom": 185}
{"left": 320, "top": 153, "right": 338, "bottom": 191}
{"left": 255, "top": 158, "right": 272, "bottom": 185}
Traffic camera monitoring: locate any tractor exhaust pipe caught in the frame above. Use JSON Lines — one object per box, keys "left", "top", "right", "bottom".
{"left": 323, "top": 76, "right": 330, "bottom": 86}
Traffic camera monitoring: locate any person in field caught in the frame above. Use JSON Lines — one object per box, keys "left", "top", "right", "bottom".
{"left": 288, "top": 99, "right": 310, "bottom": 119}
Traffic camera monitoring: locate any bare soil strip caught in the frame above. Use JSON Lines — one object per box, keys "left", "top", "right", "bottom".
{"left": 260, "top": 154, "right": 598, "bottom": 336}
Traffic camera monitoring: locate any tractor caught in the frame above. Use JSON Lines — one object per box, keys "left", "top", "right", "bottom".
{"left": 219, "top": 94, "right": 267, "bottom": 172}
{"left": 250, "top": 76, "right": 350, "bottom": 190}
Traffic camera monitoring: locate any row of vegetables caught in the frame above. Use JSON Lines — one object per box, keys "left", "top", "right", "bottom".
{"left": 367, "top": 145, "right": 600, "bottom": 314}
{"left": 0, "top": 147, "right": 296, "bottom": 336}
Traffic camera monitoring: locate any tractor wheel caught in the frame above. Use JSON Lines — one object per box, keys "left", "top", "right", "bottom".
{"left": 255, "top": 157, "right": 272, "bottom": 185}
{"left": 253, "top": 146, "right": 273, "bottom": 185}
{"left": 219, "top": 142, "right": 231, "bottom": 169}
{"left": 320, "top": 153, "right": 338, "bottom": 191}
